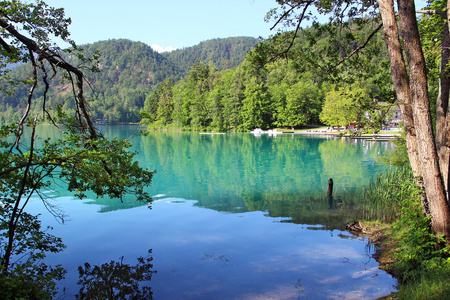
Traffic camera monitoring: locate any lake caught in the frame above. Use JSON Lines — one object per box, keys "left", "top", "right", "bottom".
{"left": 27, "top": 126, "right": 397, "bottom": 299}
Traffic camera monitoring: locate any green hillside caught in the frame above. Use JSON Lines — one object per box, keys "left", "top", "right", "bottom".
{"left": 0, "top": 37, "right": 259, "bottom": 124}
{"left": 162, "top": 37, "right": 260, "bottom": 75}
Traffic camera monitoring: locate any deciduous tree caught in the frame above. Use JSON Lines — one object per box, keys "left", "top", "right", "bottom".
{"left": 0, "top": 0, "right": 154, "bottom": 294}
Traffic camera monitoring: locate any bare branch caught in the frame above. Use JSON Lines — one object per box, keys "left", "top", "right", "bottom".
{"left": 270, "top": 3, "right": 302, "bottom": 31}
{"left": 329, "top": 22, "right": 383, "bottom": 70}
{"left": 270, "top": 1, "right": 314, "bottom": 60}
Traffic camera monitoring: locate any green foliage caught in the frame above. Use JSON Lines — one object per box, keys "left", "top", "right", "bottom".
{"left": 1, "top": 37, "right": 257, "bottom": 124}
{"left": 0, "top": 211, "right": 66, "bottom": 300}
{"left": 255, "top": 5, "right": 389, "bottom": 86}
{"left": 319, "top": 84, "right": 387, "bottom": 130}
{"left": 320, "top": 88, "right": 353, "bottom": 127}
{"left": 418, "top": 0, "right": 447, "bottom": 119}
{"left": 365, "top": 167, "right": 450, "bottom": 294}
{"left": 364, "top": 167, "right": 415, "bottom": 221}
{"left": 280, "top": 81, "right": 323, "bottom": 126}
{"left": 1, "top": 1, "right": 156, "bottom": 297}
{"left": 378, "top": 130, "right": 410, "bottom": 167}
{"left": 394, "top": 265, "right": 450, "bottom": 299}
{"left": 391, "top": 191, "right": 448, "bottom": 282}
{"left": 0, "top": 259, "right": 66, "bottom": 300}
{"left": 142, "top": 56, "right": 330, "bottom": 131}
{"left": 140, "top": 18, "right": 393, "bottom": 132}
{"left": 381, "top": 169, "right": 450, "bottom": 284}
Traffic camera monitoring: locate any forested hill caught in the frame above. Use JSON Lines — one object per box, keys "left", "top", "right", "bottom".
{"left": 162, "top": 37, "right": 260, "bottom": 75}
{"left": 84, "top": 39, "right": 182, "bottom": 88}
{"left": 0, "top": 37, "right": 259, "bottom": 124}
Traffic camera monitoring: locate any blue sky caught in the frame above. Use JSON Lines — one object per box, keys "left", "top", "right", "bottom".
{"left": 44, "top": 0, "right": 278, "bottom": 52}
{"left": 43, "top": 0, "right": 430, "bottom": 53}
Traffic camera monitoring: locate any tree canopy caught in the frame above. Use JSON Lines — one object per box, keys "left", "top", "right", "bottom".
{"left": 0, "top": 1, "right": 154, "bottom": 296}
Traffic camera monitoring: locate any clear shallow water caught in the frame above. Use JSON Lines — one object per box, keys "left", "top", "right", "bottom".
{"left": 27, "top": 126, "right": 397, "bottom": 299}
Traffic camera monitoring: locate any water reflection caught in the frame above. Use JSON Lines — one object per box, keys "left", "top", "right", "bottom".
{"left": 76, "top": 250, "right": 155, "bottom": 299}
{"left": 31, "top": 193, "right": 396, "bottom": 299}
{"left": 57, "top": 128, "right": 392, "bottom": 231}
{"left": 25, "top": 127, "right": 397, "bottom": 298}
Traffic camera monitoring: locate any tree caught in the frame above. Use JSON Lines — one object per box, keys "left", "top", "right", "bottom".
{"left": 240, "top": 80, "right": 270, "bottom": 130}
{"left": 282, "top": 80, "right": 322, "bottom": 126}
{"left": 0, "top": 0, "right": 154, "bottom": 294}
{"left": 258, "top": 0, "right": 450, "bottom": 240}
{"left": 321, "top": 84, "right": 388, "bottom": 132}
{"left": 320, "top": 88, "right": 355, "bottom": 127}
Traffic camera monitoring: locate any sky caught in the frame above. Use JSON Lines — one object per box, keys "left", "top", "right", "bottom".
{"left": 42, "top": 0, "right": 430, "bottom": 53}
{"left": 43, "top": 0, "right": 279, "bottom": 52}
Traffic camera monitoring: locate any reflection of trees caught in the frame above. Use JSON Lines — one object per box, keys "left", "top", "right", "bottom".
{"left": 318, "top": 139, "right": 391, "bottom": 200}
{"left": 76, "top": 250, "right": 155, "bottom": 300}
{"left": 84, "top": 129, "right": 391, "bottom": 229}
{"left": 29, "top": 128, "right": 391, "bottom": 220}
{"left": 140, "top": 133, "right": 389, "bottom": 227}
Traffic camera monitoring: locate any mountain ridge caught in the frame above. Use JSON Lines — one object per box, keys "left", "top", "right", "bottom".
{"left": 0, "top": 36, "right": 260, "bottom": 123}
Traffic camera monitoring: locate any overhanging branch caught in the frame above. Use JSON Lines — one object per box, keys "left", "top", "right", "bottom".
{"left": 0, "top": 17, "right": 98, "bottom": 139}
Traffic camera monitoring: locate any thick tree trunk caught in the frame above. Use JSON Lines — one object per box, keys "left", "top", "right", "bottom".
{"left": 397, "top": 0, "right": 450, "bottom": 238}
{"left": 378, "top": 0, "right": 421, "bottom": 176}
{"left": 437, "top": 5, "right": 450, "bottom": 201}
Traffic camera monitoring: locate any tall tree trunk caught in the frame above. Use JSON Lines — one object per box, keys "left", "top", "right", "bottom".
{"left": 397, "top": 0, "right": 450, "bottom": 238}
{"left": 378, "top": 0, "right": 430, "bottom": 214}
{"left": 437, "top": 4, "right": 450, "bottom": 201}
{"left": 378, "top": 0, "right": 422, "bottom": 174}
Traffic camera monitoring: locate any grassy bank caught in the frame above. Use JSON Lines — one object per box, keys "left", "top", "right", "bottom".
{"left": 358, "top": 168, "right": 450, "bottom": 299}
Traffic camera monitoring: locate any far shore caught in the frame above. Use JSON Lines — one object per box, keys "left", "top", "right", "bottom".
{"left": 269, "top": 126, "right": 402, "bottom": 140}
{"left": 138, "top": 124, "right": 402, "bottom": 140}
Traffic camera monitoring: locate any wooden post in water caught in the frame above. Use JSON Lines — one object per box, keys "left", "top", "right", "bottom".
{"left": 327, "top": 178, "right": 333, "bottom": 198}
{"left": 327, "top": 178, "right": 334, "bottom": 209}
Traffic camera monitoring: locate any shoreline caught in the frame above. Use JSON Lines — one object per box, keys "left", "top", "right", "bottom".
{"left": 346, "top": 221, "right": 399, "bottom": 299}
{"left": 139, "top": 124, "right": 402, "bottom": 140}
{"left": 273, "top": 128, "right": 402, "bottom": 141}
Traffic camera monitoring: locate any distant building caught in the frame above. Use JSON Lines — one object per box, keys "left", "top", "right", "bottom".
{"left": 375, "top": 102, "right": 402, "bottom": 127}
{"left": 389, "top": 106, "right": 402, "bottom": 126}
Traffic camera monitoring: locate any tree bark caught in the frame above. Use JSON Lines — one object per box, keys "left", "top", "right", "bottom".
{"left": 436, "top": 4, "right": 450, "bottom": 201}
{"left": 378, "top": 0, "right": 421, "bottom": 177}
{"left": 397, "top": 0, "right": 450, "bottom": 238}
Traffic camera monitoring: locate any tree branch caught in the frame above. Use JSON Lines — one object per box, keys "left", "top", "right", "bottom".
{"left": 329, "top": 22, "right": 383, "bottom": 70}
{"left": 0, "top": 18, "right": 98, "bottom": 139}
{"left": 416, "top": 9, "right": 446, "bottom": 18}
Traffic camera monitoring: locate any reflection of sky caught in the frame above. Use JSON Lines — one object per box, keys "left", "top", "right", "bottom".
{"left": 29, "top": 197, "right": 396, "bottom": 299}
{"left": 22, "top": 127, "right": 396, "bottom": 298}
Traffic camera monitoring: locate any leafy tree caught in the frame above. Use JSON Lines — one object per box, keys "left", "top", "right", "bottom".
{"left": 258, "top": 0, "right": 450, "bottom": 241}
{"left": 320, "top": 88, "right": 353, "bottom": 127}
{"left": 282, "top": 80, "right": 322, "bottom": 126}
{"left": 0, "top": 0, "right": 154, "bottom": 296}
{"left": 221, "top": 68, "right": 245, "bottom": 130}
{"left": 240, "top": 81, "right": 270, "bottom": 130}
{"left": 155, "top": 78, "right": 174, "bottom": 125}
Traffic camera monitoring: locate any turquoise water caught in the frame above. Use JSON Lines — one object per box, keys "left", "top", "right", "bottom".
{"left": 27, "top": 126, "right": 397, "bottom": 299}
